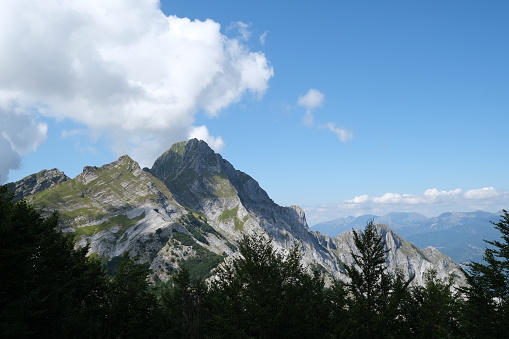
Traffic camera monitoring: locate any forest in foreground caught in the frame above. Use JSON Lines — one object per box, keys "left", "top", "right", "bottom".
{"left": 1, "top": 185, "right": 508, "bottom": 338}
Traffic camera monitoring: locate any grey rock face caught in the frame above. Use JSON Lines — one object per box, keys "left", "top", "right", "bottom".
{"left": 327, "top": 224, "right": 465, "bottom": 286}
{"left": 149, "top": 139, "right": 466, "bottom": 285}
{"left": 313, "top": 211, "right": 501, "bottom": 264}
{"left": 149, "top": 139, "right": 338, "bottom": 271}
{"left": 22, "top": 139, "right": 466, "bottom": 286}
{"left": 6, "top": 168, "right": 68, "bottom": 201}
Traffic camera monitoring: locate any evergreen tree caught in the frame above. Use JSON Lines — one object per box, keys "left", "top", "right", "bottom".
{"left": 383, "top": 270, "right": 415, "bottom": 338}
{"left": 162, "top": 266, "right": 207, "bottom": 338}
{"left": 461, "top": 210, "right": 509, "bottom": 338}
{"left": 408, "top": 269, "right": 462, "bottom": 338}
{"left": 343, "top": 220, "right": 390, "bottom": 338}
{"left": 0, "top": 185, "right": 108, "bottom": 338}
{"left": 326, "top": 279, "right": 351, "bottom": 338}
{"left": 208, "top": 233, "right": 328, "bottom": 338}
{"left": 104, "top": 253, "right": 163, "bottom": 338}
{"left": 343, "top": 220, "right": 413, "bottom": 339}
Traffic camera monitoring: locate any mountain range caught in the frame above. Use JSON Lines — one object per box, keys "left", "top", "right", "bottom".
{"left": 7, "top": 139, "right": 465, "bottom": 286}
{"left": 312, "top": 210, "right": 502, "bottom": 264}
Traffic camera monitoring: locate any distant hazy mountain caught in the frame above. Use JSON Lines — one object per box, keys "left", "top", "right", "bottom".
{"left": 312, "top": 211, "right": 502, "bottom": 263}
{"left": 311, "top": 212, "right": 428, "bottom": 238}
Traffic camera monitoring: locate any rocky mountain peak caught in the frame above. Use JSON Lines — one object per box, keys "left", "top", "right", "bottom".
{"left": 106, "top": 155, "right": 140, "bottom": 172}
{"left": 150, "top": 139, "right": 270, "bottom": 210}
{"left": 11, "top": 139, "right": 466, "bottom": 287}
{"left": 148, "top": 140, "right": 312, "bottom": 246}
{"left": 6, "top": 168, "right": 68, "bottom": 201}
{"left": 75, "top": 155, "right": 140, "bottom": 185}
{"left": 185, "top": 138, "right": 216, "bottom": 155}
{"left": 331, "top": 223, "right": 465, "bottom": 285}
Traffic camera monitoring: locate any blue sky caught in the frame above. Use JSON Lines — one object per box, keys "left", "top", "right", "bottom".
{"left": 1, "top": 0, "right": 508, "bottom": 225}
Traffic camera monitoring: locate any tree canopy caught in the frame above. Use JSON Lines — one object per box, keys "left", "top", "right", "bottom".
{"left": 462, "top": 210, "right": 509, "bottom": 338}
{"left": 208, "top": 233, "right": 328, "bottom": 338}
{"left": 2, "top": 184, "right": 507, "bottom": 338}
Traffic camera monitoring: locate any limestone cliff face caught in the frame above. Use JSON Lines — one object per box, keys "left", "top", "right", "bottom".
{"left": 6, "top": 168, "right": 68, "bottom": 201}
{"left": 149, "top": 139, "right": 338, "bottom": 272}
{"left": 23, "top": 155, "right": 195, "bottom": 279}
{"left": 14, "top": 139, "right": 465, "bottom": 285}
{"left": 329, "top": 224, "right": 465, "bottom": 286}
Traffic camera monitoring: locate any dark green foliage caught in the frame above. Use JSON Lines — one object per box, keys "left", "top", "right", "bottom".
{"left": 105, "top": 254, "right": 124, "bottom": 275}
{"left": 326, "top": 279, "right": 351, "bottom": 337}
{"left": 334, "top": 220, "right": 464, "bottom": 338}
{"left": 344, "top": 221, "right": 389, "bottom": 305}
{"left": 407, "top": 269, "right": 461, "bottom": 338}
{"left": 180, "top": 252, "right": 223, "bottom": 282}
{"left": 383, "top": 270, "right": 415, "bottom": 337}
{"left": 0, "top": 185, "right": 108, "bottom": 338}
{"left": 461, "top": 210, "right": 509, "bottom": 338}
{"left": 161, "top": 267, "right": 207, "bottom": 338}
{"left": 0, "top": 185, "right": 167, "bottom": 338}
{"left": 468, "top": 210, "right": 509, "bottom": 299}
{"left": 342, "top": 220, "right": 414, "bottom": 338}
{"left": 172, "top": 231, "right": 195, "bottom": 246}
{"left": 208, "top": 233, "right": 329, "bottom": 338}
{"left": 2, "top": 182, "right": 504, "bottom": 338}
{"left": 103, "top": 253, "right": 163, "bottom": 338}
{"left": 179, "top": 212, "right": 221, "bottom": 245}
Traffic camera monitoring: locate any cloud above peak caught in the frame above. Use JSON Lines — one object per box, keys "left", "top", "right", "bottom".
{"left": 0, "top": 0, "right": 273, "bottom": 181}
{"left": 188, "top": 125, "right": 225, "bottom": 153}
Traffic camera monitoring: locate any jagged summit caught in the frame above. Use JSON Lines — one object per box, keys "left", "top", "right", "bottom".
{"left": 331, "top": 223, "right": 463, "bottom": 285}
{"left": 6, "top": 139, "right": 466, "bottom": 285}
{"left": 151, "top": 139, "right": 232, "bottom": 179}
{"left": 6, "top": 168, "right": 68, "bottom": 201}
{"left": 150, "top": 139, "right": 275, "bottom": 215}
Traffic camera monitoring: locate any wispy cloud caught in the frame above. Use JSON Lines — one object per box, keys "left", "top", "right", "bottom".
{"left": 297, "top": 89, "right": 353, "bottom": 142}
{"left": 0, "top": 0, "right": 273, "bottom": 182}
{"left": 260, "top": 31, "right": 268, "bottom": 45}
{"left": 321, "top": 122, "right": 353, "bottom": 142}
{"left": 61, "top": 129, "right": 84, "bottom": 139}
{"left": 304, "top": 187, "right": 509, "bottom": 225}
{"left": 75, "top": 143, "right": 99, "bottom": 155}
{"left": 298, "top": 89, "right": 324, "bottom": 126}
{"left": 228, "top": 21, "right": 251, "bottom": 41}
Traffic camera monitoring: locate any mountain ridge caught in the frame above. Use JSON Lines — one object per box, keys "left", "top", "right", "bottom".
{"left": 312, "top": 211, "right": 502, "bottom": 263}
{"left": 7, "top": 139, "right": 465, "bottom": 286}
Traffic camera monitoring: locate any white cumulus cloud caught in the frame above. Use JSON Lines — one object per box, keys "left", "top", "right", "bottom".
{"left": 188, "top": 125, "right": 225, "bottom": 153}
{"left": 345, "top": 187, "right": 509, "bottom": 214}
{"left": 464, "top": 187, "right": 500, "bottom": 199}
{"left": 298, "top": 89, "right": 324, "bottom": 110}
{"left": 345, "top": 188, "right": 472, "bottom": 207}
{"left": 0, "top": 0, "right": 273, "bottom": 182}
{"left": 298, "top": 89, "right": 324, "bottom": 126}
